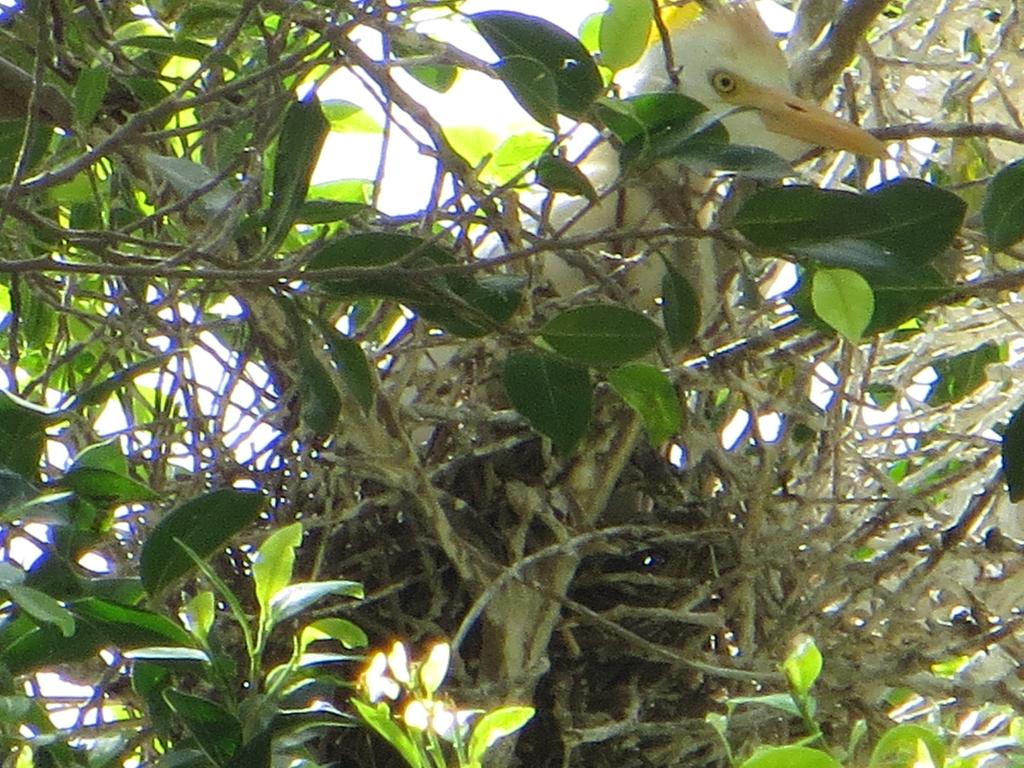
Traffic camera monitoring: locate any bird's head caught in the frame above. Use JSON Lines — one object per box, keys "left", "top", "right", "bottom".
{"left": 622, "top": 1, "right": 886, "bottom": 160}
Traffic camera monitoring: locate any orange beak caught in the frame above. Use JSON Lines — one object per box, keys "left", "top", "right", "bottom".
{"left": 732, "top": 83, "right": 887, "bottom": 159}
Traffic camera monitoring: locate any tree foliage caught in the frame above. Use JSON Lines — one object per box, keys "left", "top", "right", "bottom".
{"left": 0, "top": 0, "right": 1023, "bottom": 767}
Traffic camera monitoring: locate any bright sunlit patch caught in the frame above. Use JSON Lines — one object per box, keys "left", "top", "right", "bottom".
{"left": 756, "top": 412, "right": 783, "bottom": 442}
{"left": 78, "top": 552, "right": 112, "bottom": 573}
{"left": 720, "top": 410, "right": 751, "bottom": 449}
{"left": 905, "top": 75, "right": 929, "bottom": 91}
{"left": 667, "top": 442, "right": 686, "bottom": 469}
{"left": 810, "top": 362, "right": 838, "bottom": 410}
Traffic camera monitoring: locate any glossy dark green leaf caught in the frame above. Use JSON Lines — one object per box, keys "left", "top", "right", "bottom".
{"left": 983, "top": 159, "right": 1024, "bottom": 251}
{"left": 298, "top": 350, "right": 342, "bottom": 434}
{"left": 862, "top": 266, "right": 948, "bottom": 333}
{"left": 503, "top": 352, "right": 592, "bottom": 454}
{"left": 599, "top": 0, "right": 654, "bottom": 71}
{"left": 540, "top": 305, "right": 662, "bottom": 366}
{"left": 60, "top": 468, "right": 161, "bottom": 505}
{"left": 1002, "top": 402, "right": 1024, "bottom": 502}
{"left": 612, "top": 94, "right": 728, "bottom": 170}
{"left": 267, "top": 98, "right": 329, "bottom": 247}
{"left": 294, "top": 199, "right": 369, "bottom": 224}
{"left": 163, "top": 690, "right": 242, "bottom": 766}
{"left": 0, "top": 389, "right": 59, "bottom": 480}
{"left": 140, "top": 488, "right": 263, "bottom": 595}
{"left": 0, "top": 615, "right": 101, "bottom": 673}
{"left": 737, "top": 181, "right": 964, "bottom": 264}
{"left": 866, "top": 178, "right": 965, "bottom": 262}
{"left": 673, "top": 141, "right": 792, "bottom": 181}
{"left": 225, "top": 729, "right": 272, "bottom": 768}
{"left": 734, "top": 186, "right": 876, "bottom": 249}
{"left": 73, "top": 597, "right": 192, "bottom": 647}
{"left": 472, "top": 12, "right": 602, "bottom": 125}
{"left": 928, "top": 343, "right": 1004, "bottom": 405}
{"left": 71, "top": 441, "right": 126, "bottom": 475}
{"left": 791, "top": 239, "right": 896, "bottom": 272}
{"left": 324, "top": 333, "right": 375, "bottom": 413}
{"left": 535, "top": 153, "right": 599, "bottom": 202}
{"left": 608, "top": 364, "right": 682, "bottom": 445}
{"left": 308, "top": 232, "right": 451, "bottom": 274}
{"left": 73, "top": 65, "right": 109, "bottom": 125}
{"left": 661, "top": 260, "right": 700, "bottom": 349}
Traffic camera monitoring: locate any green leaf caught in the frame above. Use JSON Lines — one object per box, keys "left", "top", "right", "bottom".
{"left": 811, "top": 268, "right": 874, "bottom": 341}
{"left": 69, "top": 355, "right": 166, "bottom": 410}
{"left": 1002, "top": 402, "right": 1024, "bottom": 502}
{"left": 73, "top": 597, "right": 193, "bottom": 647}
{"left": 123, "top": 647, "right": 211, "bottom": 663}
{"left": 782, "top": 636, "right": 823, "bottom": 698}
{"left": 181, "top": 591, "right": 216, "bottom": 645}
{"left": 324, "top": 333, "right": 375, "bottom": 413}
{"left": 298, "top": 349, "right": 342, "bottom": 434}
{"left": 673, "top": 141, "right": 792, "bottom": 181}
{"left": 0, "top": 468, "right": 37, "bottom": 516}
{"left": 535, "top": 153, "right": 599, "bottom": 202}
{"left": 613, "top": 95, "right": 729, "bottom": 170}
{"left": 299, "top": 617, "right": 368, "bottom": 653}
{"left": 540, "top": 305, "right": 662, "bottom": 366}
{"left": 739, "top": 746, "right": 841, "bottom": 768}
{"left": 139, "top": 488, "right": 263, "bottom": 595}
{"left": 267, "top": 98, "right": 329, "bottom": 247}
{"left": 472, "top": 12, "right": 602, "bottom": 126}
{"left": 596, "top": 93, "right": 712, "bottom": 146}
{"left": 73, "top": 65, "right": 109, "bottom": 125}
{"left": 927, "top": 342, "right": 1004, "bottom": 405}
{"left": 866, "top": 178, "right": 965, "bottom": 262}
{"left": 59, "top": 467, "right": 160, "bottom": 505}
{"left": 599, "top": 0, "right": 653, "bottom": 71}
{"left": 983, "top": 159, "right": 1024, "bottom": 250}
{"left": 0, "top": 389, "right": 59, "bottom": 479}
{"left": 503, "top": 352, "right": 592, "bottom": 454}
{"left": 163, "top": 690, "right": 242, "bottom": 767}
{"left": 608, "top": 364, "right": 682, "bottom": 445}
{"left": 268, "top": 580, "right": 364, "bottom": 626}
{"left": 253, "top": 522, "right": 303, "bottom": 622}
{"left": 6, "top": 585, "right": 74, "bottom": 638}
{"left": 735, "top": 186, "right": 877, "bottom": 249}
{"left": 70, "top": 441, "right": 126, "bottom": 475}
{"left": 661, "top": 260, "right": 701, "bottom": 349}
{"left": 392, "top": 38, "right": 457, "bottom": 93}
{"left": 467, "top": 706, "right": 535, "bottom": 766}
{"left": 868, "top": 724, "right": 945, "bottom": 768}
{"left": 144, "top": 153, "right": 235, "bottom": 216}
{"left": 736, "top": 181, "right": 965, "bottom": 263}
{"left": 224, "top": 729, "right": 272, "bottom": 768}
{"left": 726, "top": 693, "right": 802, "bottom": 718}
{"left": 352, "top": 699, "right": 426, "bottom": 768}
{"left": 321, "top": 99, "right": 382, "bottom": 133}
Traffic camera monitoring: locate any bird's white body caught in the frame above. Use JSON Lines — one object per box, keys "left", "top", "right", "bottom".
{"left": 535, "top": 1, "right": 884, "bottom": 303}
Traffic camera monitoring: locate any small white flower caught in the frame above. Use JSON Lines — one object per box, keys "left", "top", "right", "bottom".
{"left": 363, "top": 651, "right": 400, "bottom": 703}
{"left": 420, "top": 642, "right": 450, "bottom": 695}
{"left": 388, "top": 641, "right": 411, "bottom": 684}
{"left": 403, "top": 699, "right": 430, "bottom": 731}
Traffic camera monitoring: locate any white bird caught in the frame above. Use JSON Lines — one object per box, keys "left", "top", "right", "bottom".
{"left": 539, "top": 0, "right": 885, "bottom": 305}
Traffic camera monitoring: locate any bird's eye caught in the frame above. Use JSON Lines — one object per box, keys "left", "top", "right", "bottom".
{"left": 710, "top": 70, "right": 738, "bottom": 95}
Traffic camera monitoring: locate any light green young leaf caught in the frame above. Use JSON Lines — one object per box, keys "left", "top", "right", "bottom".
{"left": 269, "top": 580, "right": 364, "bottom": 626}
{"left": 811, "top": 268, "right": 874, "bottom": 341}
{"left": 739, "top": 745, "right": 842, "bottom": 768}
{"left": 181, "top": 590, "right": 216, "bottom": 645}
{"left": 467, "top": 705, "right": 535, "bottom": 766}
{"left": 419, "top": 642, "right": 450, "bottom": 695}
{"left": 253, "top": 522, "right": 303, "bottom": 621}
{"left": 600, "top": 0, "right": 654, "bottom": 70}
{"left": 352, "top": 699, "right": 427, "bottom": 768}
{"left": 782, "top": 635, "right": 823, "bottom": 698}
{"left": 868, "top": 724, "right": 945, "bottom": 768}
{"left": 299, "top": 617, "right": 369, "bottom": 653}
